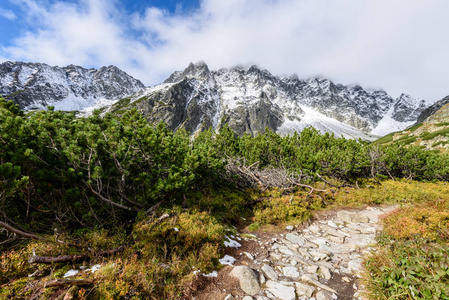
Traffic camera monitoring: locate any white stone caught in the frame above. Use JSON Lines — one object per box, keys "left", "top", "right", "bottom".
{"left": 271, "top": 243, "right": 281, "bottom": 250}
{"left": 337, "top": 211, "right": 369, "bottom": 223}
{"left": 283, "top": 266, "right": 300, "bottom": 278}
{"left": 306, "top": 265, "right": 319, "bottom": 273}
{"left": 348, "top": 258, "right": 363, "bottom": 274}
{"left": 244, "top": 252, "right": 255, "bottom": 260}
{"left": 295, "top": 282, "right": 316, "bottom": 298}
{"left": 286, "top": 225, "right": 294, "bottom": 231}
{"left": 320, "top": 266, "right": 332, "bottom": 280}
{"left": 261, "top": 264, "right": 279, "bottom": 281}
{"left": 230, "top": 266, "right": 261, "bottom": 296}
{"left": 266, "top": 280, "right": 296, "bottom": 300}
{"left": 308, "top": 225, "right": 320, "bottom": 233}
{"left": 243, "top": 297, "right": 253, "bottom": 300}
{"left": 309, "top": 251, "right": 329, "bottom": 261}
{"left": 279, "top": 246, "right": 296, "bottom": 256}
{"left": 316, "top": 291, "right": 333, "bottom": 300}
{"left": 300, "top": 274, "right": 337, "bottom": 294}
{"left": 285, "top": 233, "right": 305, "bottom": 246}
{"left": 224, "top": 294, "right": 234, "bottom": 300}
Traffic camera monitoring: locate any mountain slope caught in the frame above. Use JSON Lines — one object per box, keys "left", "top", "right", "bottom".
{"left": 376, "top": 95, "right": 449, "bottom": 150}
{"left": 110, "top": 62, "right": 427, "bottom": 140}
{"left": 0, "top": 61, "right": 145, "bottom": 111}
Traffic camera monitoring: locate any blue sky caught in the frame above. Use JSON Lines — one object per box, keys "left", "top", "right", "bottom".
{"left": 1, "top": 0, "right": 449, "bottom": 102}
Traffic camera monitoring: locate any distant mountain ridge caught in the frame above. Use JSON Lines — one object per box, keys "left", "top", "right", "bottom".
{"left": 0, "top": 61, "right": 145, "bottom": 111}
{"left": 110, "top": 62, "right": 428, "bottom": 140}
{"left": 0, "top": 61, "right": 430, "bottom": 140}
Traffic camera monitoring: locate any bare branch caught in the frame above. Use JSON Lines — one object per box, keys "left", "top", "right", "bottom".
{"left": 29, "top": 246, "right": 125, "bottom": 264}
{"left": 0, "top": 220, "right": 47, "bottom": 241}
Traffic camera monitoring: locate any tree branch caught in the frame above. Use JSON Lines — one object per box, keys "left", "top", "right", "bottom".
{"left": 0, "top": 220, "right": 47, "bottom": 241}
{"left": 29, "top": 246, "right": 125, "bottom": 264}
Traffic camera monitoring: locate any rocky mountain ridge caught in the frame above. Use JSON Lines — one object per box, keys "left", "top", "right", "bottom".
{"left": 0, "top": 61, "right": 145, "bottom": 111}
{"left": 112, "top": 62, "right": 428, "bottom": 140}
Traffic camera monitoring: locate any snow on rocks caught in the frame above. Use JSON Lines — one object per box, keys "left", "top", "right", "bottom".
{"left": 220, "top": 205, "right": 396, "bottom": 299}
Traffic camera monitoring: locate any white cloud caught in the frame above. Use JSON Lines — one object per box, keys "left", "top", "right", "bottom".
{"left": 1, "top": 0, "right": 449, "bottom": 101}
{"left": 0, "top": 7, "right": 17, "bottom": 20}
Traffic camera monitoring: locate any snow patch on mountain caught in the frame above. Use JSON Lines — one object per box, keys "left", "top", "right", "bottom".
{"left": 277, "top": 105, "right": 379, "bottom": 141}
{"left": 371, "top": 105, "right": 415, "bottom": 136}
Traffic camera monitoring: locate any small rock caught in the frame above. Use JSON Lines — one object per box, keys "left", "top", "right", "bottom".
{"left": 286, "top": 225, "right": 294, "bottom": 231}
{"left": 337, "top": 211, "right": 369, "bottom": 223}
{"left": 308, "top": 225, "right": 320, "bottom": 233}
{"left": 327, "top": 235, "right": 345, "bottom": 244}
{"left": 279, "top": 246, "right": 297, "bottom": 256}
{"left": 243, "top": 297, "right": 253, "bottom": 300}
{"left": 309, "top": 251, "right": 329, "bottom": 261}
{"left": 270, "top": 252, "right": 283, "bottom": 260}
{"left": 272, "top": 243, "right": 281, "bottom": 250}
{"left": 320, "top": 266, "right": 332, "bottom": 280}
{"left": 261, "top": 264, "right": 279, "bottom": 281}
{"left": 290, "top": 260, "right": 297, "bottom": 266}
{"left": 285, "top": 233, "right": 305, "bottom": 246}
{"left": 306, "top": 265, "right": 319, "bottom": 273}
{"left": 224, "top": 294, "right": 234, "bottom": 300}
{"left": 260, "top": 273, "right": 266, "bottom": 284}
{"left": 342, "top": 276, "right": 351, "bottom": 282}
{"left": 266, "top": 280, "right": 296, "bottom": 300}
{"left": 327, "top": 220, "right": 338, "bottom": 228}
{"left": 348, "top": 258, "right": 363, "bottom": 274}
{"left": 230, "top": 266, "right": 261, "bottom": 296}
{"left": 256, "top": 297, "right": 270, "bottom": 300}
{"left": 300, "top": 274, "right": 337, "bottom": 294}
{"left": 297, "top": 248, "right": 312, "bottom": 258}
{"left": 316, "top": 291, "right": 333, "bottom": 300}
{"left": 283, "top": 266, "right": 300, "bottom": 278}
{"left": 244, "top": 252, "right": 255, "bottom": 260}
{"left": 295, "top": 282, "right": 316, "bottom": 298}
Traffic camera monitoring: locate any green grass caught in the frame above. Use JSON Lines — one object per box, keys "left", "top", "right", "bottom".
{"left": 432, "top": 140, "right": 449, "bottom": 147}
{"left": 420, "top": 128, "right": 449, "bottom": 141}
{"left": 407, "top": 123, "right": 423, "bottom": 132}
{"left": 374, "top": 132, "right": 395, "bottom": 144}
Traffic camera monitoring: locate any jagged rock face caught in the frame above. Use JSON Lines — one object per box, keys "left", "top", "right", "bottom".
{"left": 392, "top": 94, "right": 427, "bottom": 122}
{"left": 115, "top": 62, "right": 426, "bottom": 139}
{"left": 415, "top": 95, "right": 449, "bottom": 124}
{"left": 0, "top": 61, "right": 145, "bottom": 110}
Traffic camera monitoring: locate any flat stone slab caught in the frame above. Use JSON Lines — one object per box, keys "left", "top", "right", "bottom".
{"left": 265, "top": 280, "right": 296, "bottom": 300}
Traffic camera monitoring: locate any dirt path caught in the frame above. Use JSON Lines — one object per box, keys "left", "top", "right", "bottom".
{"left": 189, "top": 205, "right": 397, "bottom": 300}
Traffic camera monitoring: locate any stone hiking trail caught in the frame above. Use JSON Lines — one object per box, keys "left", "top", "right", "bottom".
{"left": 194, "top": 205, "right": 397, "bottom": 300}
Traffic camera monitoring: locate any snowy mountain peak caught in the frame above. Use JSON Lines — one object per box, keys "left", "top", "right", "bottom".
{"left": 0, "top": 61, "right": 145, "bottom": 111}
{"left": 111, "top": 62, "right": 428, "bottom": 140}
{"left": 164, "top": 61, "right": 211, "bottom": 84}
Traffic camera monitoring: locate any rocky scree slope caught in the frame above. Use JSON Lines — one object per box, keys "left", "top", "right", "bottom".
{"left": 0, "top": 61, "right": 145, "bottom": 111}
{"left": 111, "top": 62, "right": 427, "bottom": 140}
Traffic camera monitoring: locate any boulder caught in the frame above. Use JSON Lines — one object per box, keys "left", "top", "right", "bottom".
{"left": 230, "top": 266, "right": 261, "bottom": 295}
